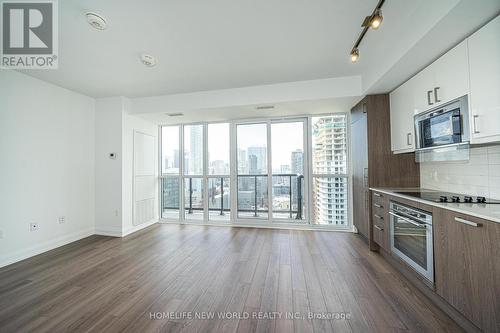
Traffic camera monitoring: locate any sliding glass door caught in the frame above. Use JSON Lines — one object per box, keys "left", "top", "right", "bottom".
{"left": 270, "top": 121, "right": 306, "bottom": 221}
{"left": 235, "top": 119, "right": 307, "bottom": 222}
{"left": 236, "top": 123, "right": 269, "bottom": 219}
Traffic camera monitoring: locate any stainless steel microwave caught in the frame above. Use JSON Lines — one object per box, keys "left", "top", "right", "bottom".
{"left": 414, "top": 95, "right": 470, "bottom": 151}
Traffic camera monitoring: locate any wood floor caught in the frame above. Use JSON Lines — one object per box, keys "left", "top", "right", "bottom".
{"left": 0, "top": 224, "right": 463, "bottom": 333}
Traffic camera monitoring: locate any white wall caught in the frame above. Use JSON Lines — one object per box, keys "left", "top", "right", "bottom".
{"left": 94, "top": 97, "right": 159, "bottom": 236}
{"left": 94, "top": 97, "right": 124, "bottom": 236}
{"left": 420, "top": 145, "right": 500, "bottom": 199}
{"left": 0, "top": 70, "right": 95, "bottom": 267}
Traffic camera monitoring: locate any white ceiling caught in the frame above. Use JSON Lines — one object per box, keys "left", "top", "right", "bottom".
{"left": 138, "top": 96, "right": 359, "bottom": 124}
{"left": 20, "top": 0, "right": 371, "bottom": 98}
{"left": 16, "top": 0, "right": 500, "bottom": 105}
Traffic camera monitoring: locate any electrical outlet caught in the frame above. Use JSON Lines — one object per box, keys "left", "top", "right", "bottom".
{"left": 58, "top": 216, "right": 66, "bottom": 224}
{"left": 30, "top": 223, "right": 39, "bottom": 232}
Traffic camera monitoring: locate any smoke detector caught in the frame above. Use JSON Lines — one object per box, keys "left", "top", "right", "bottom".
{"left": 85, "top": 12, "right": 107, "bottom": 30}
{"left": 140, "top": 54, "right": 157, "bottom": 67}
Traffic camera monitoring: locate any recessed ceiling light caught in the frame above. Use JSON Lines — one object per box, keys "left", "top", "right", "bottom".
{"left": 85, "top": 12, "right": 107, "bottom": 30}
{"left": 255, "top": 105, "right": 275, "bottom": 110}
{"left": 165, "top": 112, "right": 184, "bottom": 117}
{"left": 141, "top": 54, "right": 157, "bottom": 67}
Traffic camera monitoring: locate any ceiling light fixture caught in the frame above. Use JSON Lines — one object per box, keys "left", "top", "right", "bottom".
{"left": 85, "top": 12, "right": 107, "bottom": 30}
{"left": 370, "top": 9, "right": 383, "bottom": 29}
{"left": 349, "top": 0, "right": 385, "bottom": 63}
{"left": 350, "top": 48, "right": 359, "bottom": 63}
{"left": 140, "top": 54, "right": 157, "bottom": 67}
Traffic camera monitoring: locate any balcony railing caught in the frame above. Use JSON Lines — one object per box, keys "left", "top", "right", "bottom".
{"left": 162, "top": 174, "right": 304, "bottom": 219}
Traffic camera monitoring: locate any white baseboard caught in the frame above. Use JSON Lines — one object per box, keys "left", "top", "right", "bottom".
{"left": 123, "top": 220, "right": 158, "bottom": 237}
{"left": 94, "top": 226, "right": 123, "bottom": 237}
{"left": 0, "top": 228, "right": 95, "bottom": 269}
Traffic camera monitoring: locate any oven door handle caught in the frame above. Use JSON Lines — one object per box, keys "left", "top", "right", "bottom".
{"left": 389, "top": 212, "right": 428, "bottom": 228}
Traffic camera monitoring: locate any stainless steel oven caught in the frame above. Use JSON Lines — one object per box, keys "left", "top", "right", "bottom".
{"left": 415, "top": 95, "right": 469, "bottom": 151}
{"left": 389, "top": 202, "right": 434, "bottom": 283}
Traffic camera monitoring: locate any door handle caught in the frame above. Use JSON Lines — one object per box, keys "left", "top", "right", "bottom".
{"left": 389, "top": 212, "right": 427, "bottom": 228}
{"left": 455, "top": 217, "right": 482, "bottom": 227}
{"left": 472, "top": 115, "right": 480, "bottom": 134}
{"left": 407, "top": 133, "right": 412, "bottom": 146}
{"left": 434, "top": 87, "right": 441, "bottom": 103}
{"left": 427, "top": 90, "right": 434, "bottom": 105}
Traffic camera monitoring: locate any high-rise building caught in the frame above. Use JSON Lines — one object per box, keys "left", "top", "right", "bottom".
{"left": 237, "top": 149, "right": 247, "bottom": 174}
{"left": 247, "top": 146, "right": 267, "bottom": 174}
{"left": 291, "top": 149, "right": 303, "bottom": 174}
{"left": 190, "top": 125, "right": 203, "bottom": 175}
{"left": 312, "top": 115, "right": 348, "bottom": 225}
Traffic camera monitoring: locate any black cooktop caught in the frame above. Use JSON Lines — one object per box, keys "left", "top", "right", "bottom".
{"left": 394, "top": 191, "right": 500, "bottom": 204}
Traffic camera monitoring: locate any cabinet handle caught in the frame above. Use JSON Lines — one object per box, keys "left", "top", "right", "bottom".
{"left": 434, "top": 87, "right": 441, "bottom": 103}
{"left": 374, "top": 214, "right": 383, "bottom": 220}
{"left": 374, "top": 193, "right": 382, "bottom": 197}
{"left": 472, "top": 115, "right": 480, "bottom": 134}
{"left": 374, "top": 204, "right": 382, "bottom": 208}
{"left": 407, "top": 133, "right": 412, "bottom": 146}
{"left": 455, "top": 217, "right": 482, "bottom": 227}
{"left": 427, "top": 90, "right": 434, "bottom": 105}
{"left": 374, "top": 225, "right": 383, "bottom": 231}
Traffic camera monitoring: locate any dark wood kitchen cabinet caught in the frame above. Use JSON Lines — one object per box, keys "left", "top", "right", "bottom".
{"left": 371, "top": 191, "right": 389, "bottom": 251}
{"left": 433, "top": 208, "right": 500, "bottom": 332}
{"left": 351, "top": 95, "right": 419, "bottom": 241}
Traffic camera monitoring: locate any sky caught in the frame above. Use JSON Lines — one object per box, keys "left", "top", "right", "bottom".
{"left": 162, "top": 121, "right": 305, "bottom": 170}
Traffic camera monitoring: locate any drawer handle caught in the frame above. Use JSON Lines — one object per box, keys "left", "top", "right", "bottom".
{"left": 455, "top": 217, "right": 482, "bottom": 227}
{"left": 374, "top": 204, "right": 383, "bottom": 208}
{"left": 374, "top": 225, "right": 383, "bottom": 231}
{"left": 374, "top": 193, "right": 382, "bottom": 197}
{"left": 374, "top": 214, "right": 383, "bottom": 220}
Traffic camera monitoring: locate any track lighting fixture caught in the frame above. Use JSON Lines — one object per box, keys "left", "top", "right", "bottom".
{"left": 349, "top": 0, "right": 385, "bottom": 63}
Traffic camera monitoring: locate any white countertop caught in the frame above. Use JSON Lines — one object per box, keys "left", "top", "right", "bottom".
{"left": 369, "top": 187, "right": 500, "bottom": 224}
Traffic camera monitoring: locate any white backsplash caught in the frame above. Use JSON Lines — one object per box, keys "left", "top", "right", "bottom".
{"left": 420, "top": 145, "right": 500, "bottom": 199}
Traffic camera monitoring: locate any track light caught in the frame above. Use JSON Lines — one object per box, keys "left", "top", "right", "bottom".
{"left": 350, "top": 48, "right": 359, "bottom": 63}
{"left": 370, "top": 9, "right": 383, "bottom": 29}
{"left": 349, "top": 0, "right": 385, "bottom": 64}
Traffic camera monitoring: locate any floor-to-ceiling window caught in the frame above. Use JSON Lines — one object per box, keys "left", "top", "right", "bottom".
{"left": 311, "top": 115, "right": 349, "bottom": 225}
{"left": 161, "top": 125, "right": 181, "bottom": 219}
{"left": 183, "top": 124, "right": 204, "bottom": 221}
{"left": 270, "top": 120, "right": 305, "bottom": 221}
{"left": 160, "top": 114, "right": 348, "bottom": 227}
{"left": 207, "top": 123, "right": 231, "bottom": 221}
{"left": 236, "top": 123, "right": 269, "bottom": 219}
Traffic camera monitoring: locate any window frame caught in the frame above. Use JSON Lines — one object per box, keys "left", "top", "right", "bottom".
{"left": 159, "top": 112, "right": 350, "bottom": 230}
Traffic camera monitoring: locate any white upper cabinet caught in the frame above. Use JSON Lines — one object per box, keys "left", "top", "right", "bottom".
{"left": 468, "top": 15, "right": 500, "bottom": 144}
{"left": 430, "top": 41, "right": 470, "bottom": 107}
{"left": 390, "top": 77, "right": 416, "bottom": 153}
{"left": 412, "top": 41, "right": 469, "bottom": 115}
